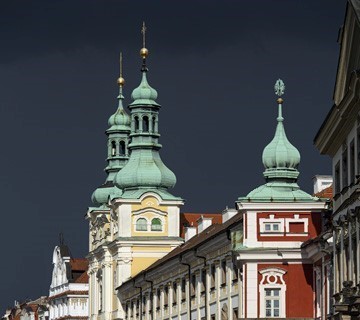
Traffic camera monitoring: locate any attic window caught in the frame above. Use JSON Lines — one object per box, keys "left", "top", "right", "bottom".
{"left": 151, "top": 218, "right": 162, "bottom": 231}
{"left": 136, "top": 218, "right": 147, "bottom": 231}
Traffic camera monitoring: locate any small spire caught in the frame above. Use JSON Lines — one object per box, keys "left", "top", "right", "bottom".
{"left": 117, "top": 52, "right": 125, "bottom": 90}
{"left": 140, "top": 22, "right": 149, "bottom": 72}
{"left": 274, "top": 79, "right": 285, "bottom": 122}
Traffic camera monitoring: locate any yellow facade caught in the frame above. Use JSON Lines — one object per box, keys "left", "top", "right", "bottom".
{"left": 131, "top": 196, "right": 169, "bottom": 237}
{"left": 131, "top": 257, "right": 161, "bottom": 276}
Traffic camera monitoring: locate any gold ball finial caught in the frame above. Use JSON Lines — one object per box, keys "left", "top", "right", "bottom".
{"left": 277, "top": 97, "right": 283, "bottom": 104}
{"left": 140, "top": 47, "right": 149, "bottom": 59}
{"left": 117, "top": 76, "right": 125, "bottom": 86}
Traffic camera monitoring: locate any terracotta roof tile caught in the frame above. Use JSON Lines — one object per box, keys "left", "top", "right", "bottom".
{"left": 70, "top": 258, "right": 88, "bottom": 271}
{"left": 314, "top": 184, "right": 333, "bottom": 199}
{"left": 75, "top": 271, "right": 89, "bottom": 283}
{"left": 180, "top": 212, "right": 222, "bottom": 238}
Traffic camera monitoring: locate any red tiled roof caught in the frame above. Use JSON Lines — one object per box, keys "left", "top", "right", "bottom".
{"left": 314, "top": 184, "right": 333, "bottom": 199}
{"left": 179, "top": 212, "right": 222, "bottom": 238}
{"left": 48, "top": 291, "right": 88, "bottom": 301}
{"left": 70, "top": 258, "right": 88, "bottom": 272}
{"left": 75, "top": 271, "right": 89, "bottom": 283}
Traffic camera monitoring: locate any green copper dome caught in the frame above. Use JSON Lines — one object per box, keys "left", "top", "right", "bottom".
{"left": 116, "top": 149, "right": 177, "bottom": 190}
{"left": 91, "top": 182, "right": 122, "bottom": 207}
{"left": 238, "top": 79, "right": 318, "bottom": 203}
{"left": 262, "top": 101, "right": 300, "bottom": 180}
{"left": 108, "top": 93, "right": 131, "bottom": 130}
{"left": 91, "top": 68, "right": 131, "bottom": 207}
{"left": 114, "top": 52, "right": 178, "bottom": 200}
{"left": 129, "top": 72, "right": 160, "bottom": 107}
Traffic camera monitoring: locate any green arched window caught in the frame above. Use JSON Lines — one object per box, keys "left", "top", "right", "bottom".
{"left": 151, "top": 218, "right": 162, "bottom": 231}
{"left": 136, "top": 218, "right": 147, "bottom": 231}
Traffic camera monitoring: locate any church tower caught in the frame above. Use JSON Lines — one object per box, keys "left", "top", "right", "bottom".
{"left": 234, "top": 80, "right": 328, "bottom": 319}
{"left": 110, "top": 23, "right": 183, "bottom": 303}
{"left": 87, "top": 55, "right": 131, "bottom": 320}
{"left": 87, "top": 24, "right": 183, "bottom": 320}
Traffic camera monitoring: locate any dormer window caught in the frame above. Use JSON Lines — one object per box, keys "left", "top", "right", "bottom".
{"left": 136, "top": 218, "right": 147, "bottom": 231}
{"left": 151, "top": 218, "right": 162, "bottom": 231}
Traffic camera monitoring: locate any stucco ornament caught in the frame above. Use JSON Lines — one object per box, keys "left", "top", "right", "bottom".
{"left": 274, "top": 79, "right": 285, "bottom": 97}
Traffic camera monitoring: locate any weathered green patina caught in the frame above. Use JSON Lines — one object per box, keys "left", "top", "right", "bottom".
{"left": 114, "top": 54, "right": 180, "bottom": 201}
{"left": 91, "top": 80, "right": 131, "bottom": 206}
{"left": 238, "top": 80, "right": 318, "bottom": 203}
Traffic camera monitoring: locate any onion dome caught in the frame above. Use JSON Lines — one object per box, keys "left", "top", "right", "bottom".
{"left": 114, "top": 23, "right": 178, "bottom": 199}
{"left": 129, "top": 72, "right": 160, "bottom": 107}
{"left": 238, "top": 79, "right": 317, "bottom": 203}
{"left": 91, "top": 54, "right": 131, "bottom": 207}
{"left": 262, "top": 79, "right": 300, "bottom": 181}
{"left": 108, "top": 90, "right": 131, "bottom": 130}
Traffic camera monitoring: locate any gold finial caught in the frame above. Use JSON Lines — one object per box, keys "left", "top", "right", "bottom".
{"left": 277, "top": 97, "right": 283, "bottom": 104}
{"left": 117, "top": 52, "right": 125, "bottom": 86}
{"left": 140, "top": 21, "right": 149, "bottom": 58}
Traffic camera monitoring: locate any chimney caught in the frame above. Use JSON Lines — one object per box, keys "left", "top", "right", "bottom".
{"left": 184, "top": 226, "right": 197, "bottom": 241}
{"left": 197, "top": 215, "right": 213, "bottom": 233}
{"left": 312, "top": 175, "right": 333, "bottom": 194}
{"left": 222, "top": 207, "right": 238, "bottom": 223}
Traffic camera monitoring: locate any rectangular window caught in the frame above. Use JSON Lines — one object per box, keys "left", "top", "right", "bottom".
{"left": 351, "top": 139, "right": 355, "bottom": 184}
{"left": 221, "top": 260, "right": 226, "bottom": 285}
{"left": 265, "top": 289, "right": 280, "bottom": 317}
{"left": 342, "top": 144, "right": 348, "bottom": 189}
{"left": 190, "top": 274, "right": 196, "bottom": 298}
{"left": 164, "top": 286, "right": 169, "bottom": 307}
{"left": 201, "top": 269, "right": 206, "bottom": 293}
{"left": 210, "top": 265, "right": 215, "bottom": 289}
{"left": 181, "top": 278, "right": 186, "bottom": 301}
{"left": 264, "top": 223, "right": 280, "bottom": 232}
{"left": 335, "top": 161, "right": 341, "bottom": 194}
{"left": 172, "top": 282, "right": 177, "bottom": 305}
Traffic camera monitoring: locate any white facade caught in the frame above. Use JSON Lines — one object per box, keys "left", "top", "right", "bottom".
{"left": 48, "top": 246, "right": 89, "bottom": 320}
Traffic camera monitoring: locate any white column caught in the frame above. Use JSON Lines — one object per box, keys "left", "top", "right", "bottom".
{"left": 205, "top": 267, "right": 210, "bottom": 320}
{"left": 103, "top": 259, "right": 112, "bottom": 318}
{"left": 226, "top": 258, "right": 233, "bottom": 320}
{"left": 246, "top": 263, "right": 258, "bottom": 318}
{"left": 169, "top": 283, "right": 173, "bottom": 317}
{"left": 152, "top": 289, "right": 156, "bottom": 320}
{"left": 215, "top": 260, "right": 221, "bottom": 319}
{"left": 196, "top": 270, "right": 201, "bottom": 320}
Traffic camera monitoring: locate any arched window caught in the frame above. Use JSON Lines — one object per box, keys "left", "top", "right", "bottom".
{"left": 135, "top": 116, "right": 140, "bottom": 132}
{"left": 111, "top": 141, "right": 116, "bottom": 156}
{"left": 152, "top": 116, "right": 156, "bottom": 133}
{"left": 151, "top": 218, "right": 162, "bottom": 231}
{"left": 119, "top": 141, "right": 126, "bottom": 156}
{"left": 143, "top": 116, "right": 149, "bottom": 132}
{"left": 136, "top": 218, "right": 147, "bottom": 231}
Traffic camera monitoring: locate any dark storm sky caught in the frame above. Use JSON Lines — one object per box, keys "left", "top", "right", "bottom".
{"left": 0, "top": 0, "right": 344, "bottom": 310}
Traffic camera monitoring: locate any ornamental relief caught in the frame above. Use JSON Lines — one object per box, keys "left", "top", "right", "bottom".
{"left": 110, "top": 210, "right": 119, "bottom": 235}
{"left": 259, "top": 268, "right": 286, "bottom": 285}
{"left": 90, "top": 214, "right": 111, "bottom": 245}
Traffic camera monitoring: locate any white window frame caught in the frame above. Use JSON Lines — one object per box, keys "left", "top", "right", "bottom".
{"left": 259, "top": 214, "right": 284, "bottom": 236}
{"left": 134, "top": 217, "right": 149, "bottom": 232}
{"left": 285, "top": 214, "right": 308, "bottom": 236}
{"left": 259, "top": 268, "right": 286, "bottom": 318}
